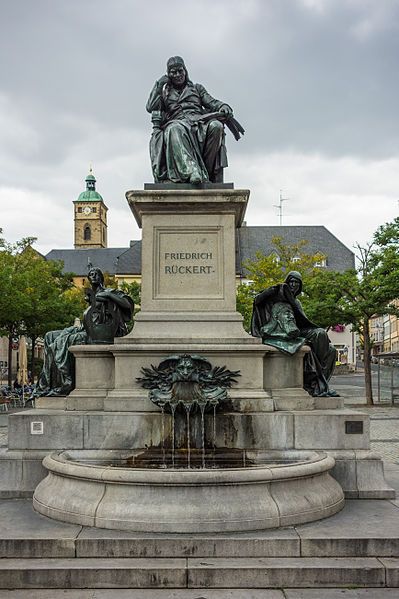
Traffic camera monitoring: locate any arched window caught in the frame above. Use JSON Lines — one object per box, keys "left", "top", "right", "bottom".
{"left": 102, "top": 226, "right": 105, "bottom": 242}
{"left": 84, "top": 225, "right": 91, "bottom": 241}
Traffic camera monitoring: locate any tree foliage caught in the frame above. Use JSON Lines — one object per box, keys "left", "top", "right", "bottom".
{"left": 236, "top": 236, "right": 328, "bottom": 330}
{"left": 236, "top": 221, "right": 399, "bottom": 405}
{"left": 0, "top": 232, "right": 85, "bottom": 383}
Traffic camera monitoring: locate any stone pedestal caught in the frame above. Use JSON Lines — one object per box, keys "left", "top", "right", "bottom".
{"left": 125, "top": 189, "right": 253, "bottom": 343}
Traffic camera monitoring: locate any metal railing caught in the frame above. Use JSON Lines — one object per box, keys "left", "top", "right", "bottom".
{"left": 375, "top": 353, "right": 399, "bottom": 405}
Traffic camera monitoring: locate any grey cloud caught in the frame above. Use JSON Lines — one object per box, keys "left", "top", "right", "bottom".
{"left": 1, "top": 0, "right": 398, "bottom": 169}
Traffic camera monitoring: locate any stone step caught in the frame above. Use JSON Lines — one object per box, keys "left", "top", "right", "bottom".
{"left": 2, "top": 529, "right": 399, "bottom": 559}
{"left": 0, "top": 591, "right": 285, "bottom": 599}
{"left": 0, "top": 592, "right": 399, "bottom": 599}
{"left": 0, "top": 558, "right": 186, "bottom": 589}
{"left": 0, "top": 557, "right": 398, "bottom": 589}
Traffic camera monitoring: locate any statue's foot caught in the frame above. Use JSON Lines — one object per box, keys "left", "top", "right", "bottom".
{"left": 327, "top": 388, "right": 340, "bottom": 397}
{"left": 46, "top": 388, "right": 64, "bottom": 397}
{"left": 189, "top": 173, "right": 202, "bottom": 185}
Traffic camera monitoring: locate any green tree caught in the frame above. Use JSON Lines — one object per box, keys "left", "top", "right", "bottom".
{"left": 0, "top": 235, "right": 37, "bottom": 385}
{"left": 119, "top": 280, "right": 141, "bottom": 331}
{"left": 20, "top": 250, "right": 86, "bottom": 376}
{"left": 236, "top": 237, "right": 327, "bottom": 331}
{"left": 236, "top": 223, "right": 399, "bottom": 405}
{"left": 0, "top": 234, "right": 85, "bottom": 384}
{"left": 293, "top": 218, "right": 399, "bottom": 404}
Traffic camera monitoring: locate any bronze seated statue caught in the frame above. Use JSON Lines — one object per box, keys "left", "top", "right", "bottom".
{"left": 146, "top": 56, "right": 244, "bottom": 185}
{"left": 251, "top": 271, "right": 339, "bottom": 397}
{"left": 35, "top": 267, "right": 134, "bottom": 398}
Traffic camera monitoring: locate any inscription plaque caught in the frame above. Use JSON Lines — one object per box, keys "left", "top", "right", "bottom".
{"left": 154, "top": 226, "right": 223, "bottom": 299}
{"left": 345, "top": 420, "right": 363, "bottom": 435}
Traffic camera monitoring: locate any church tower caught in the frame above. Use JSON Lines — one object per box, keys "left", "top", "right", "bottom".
{"left": 73, "top": 169, "right": 108, "bottom": 249}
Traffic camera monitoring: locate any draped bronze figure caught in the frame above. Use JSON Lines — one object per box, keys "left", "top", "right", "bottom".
{"left": 251, "top": 271, "right": 338, "bottom": 397}
{"left": 146, "top": 56, "right": 244, "bottom": 184}
{"left": 35, "top": 267, "right": 134, "bottom": 397}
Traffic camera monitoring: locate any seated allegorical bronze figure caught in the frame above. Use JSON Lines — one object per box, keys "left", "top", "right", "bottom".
{"left": 251, "top": 271, "right": 339, "bottom": 397}
{"left": 35, "top": 266, "right": 134, "bottom": 398}
{"left": 146, "top": 56, "right": 244, "bottom": 185}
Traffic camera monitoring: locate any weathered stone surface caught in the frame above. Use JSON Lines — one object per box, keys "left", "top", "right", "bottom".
{"left": 0, "top": 557, "right": 187, "bottom": 589}
{"left": 285, "top": 590, "right": 399, "bottom": 598}
{"left": 0, "top": 449, "right": 47, "bottom": 497}
{"left": 187, "top": 557, "right": 385, "bottom": 588}
{"left": 263, "top": 348, "right": 307, "bottom": 390}
{"left": 297, "top": 498, "right": 399, "bottom": 556}
{"left": 211, "top": 412, "right": 294, "bottom": 449}
{"left": 77, "top": 527, "right": 300, "bottom": 558}
{"left": 313, "top": 396, "right": 344, "bottom": 410}
{"left": 0, "top": 499, "right": 80, "bottom": 558}
{"left": 273, "top": 394, "right": 315, "bottom": 411}
{"left": 380, "top": 558, "right": 399, "bottom": 587}
{"left": 327, "top": 450, "right": 395, "bottom": 499}
{"left": 8, "top": 410, "right": 84, "bottom": 450}
{"left": 34, "top": 450, "right": 342, "bottom": 533}
{"left": 82, "top": 413, "right": 169, "bottom": 449}
{"left": 127, "top": 190, "right": 247, "bottom": 313}
{"left": 294, "top": 411, "right": 370, "bottom": 450}
{"left": 356, "top": 455, "right": 396, "bottom": 498}
{"left": 0, "top": 591, "right": 286, "bottom": 598}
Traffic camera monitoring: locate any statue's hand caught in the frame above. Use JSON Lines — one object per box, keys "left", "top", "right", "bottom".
{"left": 220, "top": 104, "right": 233, "bottom": 117}
{"left": 95, "top": 291, "right": 110, "bottom": 303}
{"left": 157, "top": 75, "right": 169, "bottom": 88}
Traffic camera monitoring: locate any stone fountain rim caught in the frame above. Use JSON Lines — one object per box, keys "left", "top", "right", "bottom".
{"left": 42, "top": 449, "right": 335, "bottom": 486}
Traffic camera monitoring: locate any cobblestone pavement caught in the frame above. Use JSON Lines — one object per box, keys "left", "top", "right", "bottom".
{"left": 346, "top": 405, "right": 399, "bottom": 463}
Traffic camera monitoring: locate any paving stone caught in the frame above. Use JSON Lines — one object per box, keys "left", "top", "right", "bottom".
{"left": 187, "top": 557, "right": 385, "bottom": 588}
{"left": 296, "top": 498, "right": 399, "bottom": 556}
{"left": 76, "top": 526, "right": 300, "bottom": 558}
{"left": 0, "top": 558, "right": 187, "bottom": 589}
{"left": 370, "top": 441, "right": 399, "bottom": 463}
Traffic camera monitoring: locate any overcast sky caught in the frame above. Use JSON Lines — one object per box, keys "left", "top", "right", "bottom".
{"left": 1, "top": 0, "right": 398, "bottom": 256}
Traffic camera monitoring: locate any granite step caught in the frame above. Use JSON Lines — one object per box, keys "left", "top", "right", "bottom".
{"left": 0, "top": 557, "right": 398, "bottom": 589}
{"left": 3, "top": 497, "right": 399, "bottom": 559}
{"left": 1, "top": 590, "right": 399, "bottom": 599}
{"left": 3, "top": 532, "right": 399, "bottom": 560}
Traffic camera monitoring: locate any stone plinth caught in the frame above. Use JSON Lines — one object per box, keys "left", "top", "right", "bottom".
{"left": 125, "top": 189, "right": 253, "bottom": 343}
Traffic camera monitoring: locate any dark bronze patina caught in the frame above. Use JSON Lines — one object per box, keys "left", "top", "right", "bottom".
{"left": 251, "top": 271, "right": 339, "bottom": 397}
{"left": 137, "top": 354, "right": 240, "bottom": 412}
{"left": 146, "top": 56, "right": 244, "bottom": 185}
{"left": 35, "top": 267, "right": 134, "bottom": 397}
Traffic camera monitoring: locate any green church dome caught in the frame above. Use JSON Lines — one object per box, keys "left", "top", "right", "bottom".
{"left": 76, "top": 168, "right": 103, "bottom": 202}
{"left": 77, "top": 189, "right": 104, "bottom": 202}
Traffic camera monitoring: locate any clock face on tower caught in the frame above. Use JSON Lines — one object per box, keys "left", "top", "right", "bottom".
{"left": 83, "top": 206, "right": 92, "bottom": 216}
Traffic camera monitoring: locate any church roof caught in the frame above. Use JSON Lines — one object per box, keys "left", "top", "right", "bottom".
{"left": 75, "top": 190, "right": 104, "bottom": 202}
{"left": 45, "top": 247, "right": 141, "bottom": 276}
{"left": 46, "top": 225, "right": 354, "bottom": 277}
{"left": 237, "top": 225, "right": 355, "bottom": 274}
{"left": 74, "top": 169, "right": 104, "bottom": 203}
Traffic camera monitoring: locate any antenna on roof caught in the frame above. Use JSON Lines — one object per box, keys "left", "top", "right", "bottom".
{"left": 273, "top": 190, "right": 289, "bottom": 225}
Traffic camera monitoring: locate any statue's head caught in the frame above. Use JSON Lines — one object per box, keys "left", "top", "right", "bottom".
{"left": 174, "top": 355, "right": 196, "bottom": 381}
{"left": 285, "top": 271, "right": 302, "bottom": 296}
{"left": 262, "top": 302, "right": 300, "bottom": 339}
{"left": 166, "top": 55, "right": 187, "bottom": 88}
{"left": 87, "top": 267, "right": 104, "bottom": 286}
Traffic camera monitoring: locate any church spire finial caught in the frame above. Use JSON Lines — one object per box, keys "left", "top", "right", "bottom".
{"left": 85, "top": 165, "right": 96, "bottom": 191}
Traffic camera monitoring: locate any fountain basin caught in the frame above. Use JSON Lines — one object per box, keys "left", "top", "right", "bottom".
{"left": 33, "top": 449, "right": 344, "bottom": 533}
